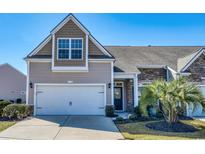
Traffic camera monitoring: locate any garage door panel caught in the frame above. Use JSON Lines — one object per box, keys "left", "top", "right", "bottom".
{"left": 66, "top": 86, "right": 104, "bottom": 115}
{"left": 35, "top": 85, "right": 105, "bottom": 115}
{"left": 36, "top": 87, "right": 69, "bottom": 115}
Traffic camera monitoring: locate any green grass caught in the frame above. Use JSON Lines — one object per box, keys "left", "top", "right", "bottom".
{"left": 116, "top": 119, "right": 205, "bottom": 140}
{"left": 0, "top": 121, "right": 16, "bottom": 132}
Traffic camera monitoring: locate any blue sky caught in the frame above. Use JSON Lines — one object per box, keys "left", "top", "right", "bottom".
{"left": 0, "top": 13, "right": 205, "bottom": 74}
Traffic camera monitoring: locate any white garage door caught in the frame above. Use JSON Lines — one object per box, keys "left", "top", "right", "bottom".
{"left": 190, "top": 86, "right": 205, "bottom": 117}
{"left": 35, "top": 84, "right": 105, "bottom": 115}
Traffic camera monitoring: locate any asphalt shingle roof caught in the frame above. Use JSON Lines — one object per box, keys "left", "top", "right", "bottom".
{"left": 105, "top": 46, "right": 205, "bottom": 73}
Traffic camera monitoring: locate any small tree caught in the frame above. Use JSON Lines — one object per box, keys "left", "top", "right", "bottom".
{"left": 140, "top": 77, "right": 205, "bottom": 123}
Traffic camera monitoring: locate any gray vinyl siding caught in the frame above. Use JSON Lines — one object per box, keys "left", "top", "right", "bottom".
{"left": 28, "top": 62, "right": 112, "bottom": 105}
{"left": 89, "top": 38, "right": 105, "bottom": 56}
{"left": 35, "top": 39, "right": 52, "bottom": 56}
{"left": 0, "top": 64, "right": 26, "bottom": 102}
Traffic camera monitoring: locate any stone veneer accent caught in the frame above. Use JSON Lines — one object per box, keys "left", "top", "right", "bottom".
{"left": 125, "top": 79, "right": 134, "bottom": 112}
{"left": 185, "top": 54, "right": 205, "bottom": 83}
{"left": 138, "top": 68, "right": 167, "bottom": 82}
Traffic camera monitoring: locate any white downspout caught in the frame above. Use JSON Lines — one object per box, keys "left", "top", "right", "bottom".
{"left": 134, "top": 73, "right": 139, "bottom": 107}
{"left": 26, "top": 60, "right": 30, "bottom": 104}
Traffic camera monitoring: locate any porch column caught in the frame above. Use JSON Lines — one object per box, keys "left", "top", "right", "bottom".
{"left": 133, "top": 73, "right": 139, "bottom": 107}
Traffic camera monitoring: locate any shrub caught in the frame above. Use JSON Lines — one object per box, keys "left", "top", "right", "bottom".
{"left": 115, "top": 117, "right": 124, "bottom": 122}
{"left": 105, "top": 105, "right": 115, "bottom": 117}
{"left": 16, "top": 98, "right": 22, "bottom": 104}
{"left": 0, "top": 101, "right": 11, "bottom": 117}
{"left": 3, "top": 104, "right": 33, "bottom": 119}
{"left": 25, "top": 105, "right": 33, "bottom": 116}
{"left": 128, "top": 114, "right": 138, "bottom": 121}
{"left": 115, "top": 117, "right": 125, "bottom": 124}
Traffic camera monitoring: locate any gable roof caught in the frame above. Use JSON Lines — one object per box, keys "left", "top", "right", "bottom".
{"left": 178, "top": 48, "right": 205, "bottom": 72}
{"left": 50, "top": 13, "right": 90, "bottom": 35}
{"left": 27, "top": 35, "right": 51, "bottom": 57}
{"left": 27, "top": 14, "right": 113, "bottom": 58}
{"left": 0, "top": 63, "right": 26, "bottom": 76}
{"left": 105, "top": 46, "right": 205, "bottom": 73}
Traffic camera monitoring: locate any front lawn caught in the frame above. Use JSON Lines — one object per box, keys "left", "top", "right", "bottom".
{"left": 116, "top": 119, "right": 205, "bottom": 140}
{"left": 0, "top": 121, "right": 16, "bottom": 132}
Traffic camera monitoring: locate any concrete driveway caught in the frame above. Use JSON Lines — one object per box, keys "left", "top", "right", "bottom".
{"left": 0, "top": 116, "right": 123, "bottom": 140}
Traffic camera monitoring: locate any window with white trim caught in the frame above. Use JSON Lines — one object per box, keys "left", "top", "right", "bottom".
{"left": 57, "top": 38, "right": 83, "bottom": 60}
{"left": 58, "top": 39, "right": 70, "bottom": 59}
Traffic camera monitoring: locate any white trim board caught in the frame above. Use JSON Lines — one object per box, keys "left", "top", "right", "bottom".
{"left": 51, "top": 66, "right": 89, "bottom": 72}
{"left": 25, "top": 59, "right": 52, "bottom": 62}
{"left": 85, "top": 34, "right": 89, "bottom": 71}
{"left": 25, "top": 58, "right": 114, "bottom": 63}
{"left": 33, "top": 83, "right": 106, "bottom": 116}
{"left": 26, "top": 61, "right": 30, "bottom": 105}
{"left": 181, "top": 48, "right": 205, "bottom": 72}
{"left": 114, "top": 72, "right": 139, "bottom": 79}
{"left": 166, "top": 66, "right": 177, "bottom": 74}
{"left": 137, "top": 64, "right": 166, "bottom": 68}
{"left": 111, "top": 61, "right": 114, "bottom": 105}
{"left": 51, "top": 34, "right": 55, "bottom": 70}
{"left": 133, "top": 73, "right": 138, "bottom": 107}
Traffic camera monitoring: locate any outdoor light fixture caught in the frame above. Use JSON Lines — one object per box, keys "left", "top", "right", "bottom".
{"left": 108, "top": 83, "right": 111, "bottom": 88}
{"left": 29, "top": 82, "right": 33, "bottom": 88}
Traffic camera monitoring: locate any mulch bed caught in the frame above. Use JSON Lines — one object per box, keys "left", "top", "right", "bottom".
{"left": 0, "top": 117, "right": 20, "bottom": 122}
{"left": 146, "top": 121, "right": 199, "bottom": 132}
{"left": 114, "top": 116, "right": 162, "bottom": 124}
{"left": 0, "top": 117, "right": 11, "bottom": 121}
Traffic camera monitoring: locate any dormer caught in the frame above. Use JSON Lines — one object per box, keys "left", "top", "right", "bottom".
{"left": 26, "top": 14, "right": 114, "bottom": 72}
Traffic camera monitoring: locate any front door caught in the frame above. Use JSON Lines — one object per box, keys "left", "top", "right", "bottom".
{"left": 114, "top": 87, "right": 123, "bottom": 111}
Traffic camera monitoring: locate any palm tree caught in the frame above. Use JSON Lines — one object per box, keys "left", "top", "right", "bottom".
{"left": 140, "top": 77, "right": 205, "bottom": 123}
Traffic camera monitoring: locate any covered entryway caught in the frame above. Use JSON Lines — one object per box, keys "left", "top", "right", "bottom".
{"left": 34, "top": 84, "right": 106, "bottom": 116}
{"left": 114, "top": 72, "right": 139, "bottom": 112}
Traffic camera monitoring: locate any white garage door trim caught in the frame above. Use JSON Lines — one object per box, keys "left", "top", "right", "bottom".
{"left": 33, "top": 83, "right": 106, "bottom": 116}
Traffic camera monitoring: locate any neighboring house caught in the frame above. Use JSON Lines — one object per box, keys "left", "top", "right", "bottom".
{"left": 25, "top": 14, "right": 205, "bottom": 116}
{"left": 0, "top": 63, "right": 26, "bottom": 102}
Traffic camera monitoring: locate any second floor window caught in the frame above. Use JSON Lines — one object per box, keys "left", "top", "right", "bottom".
{"left": 58, "top": 38, "right": 83, "bottom": 60}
